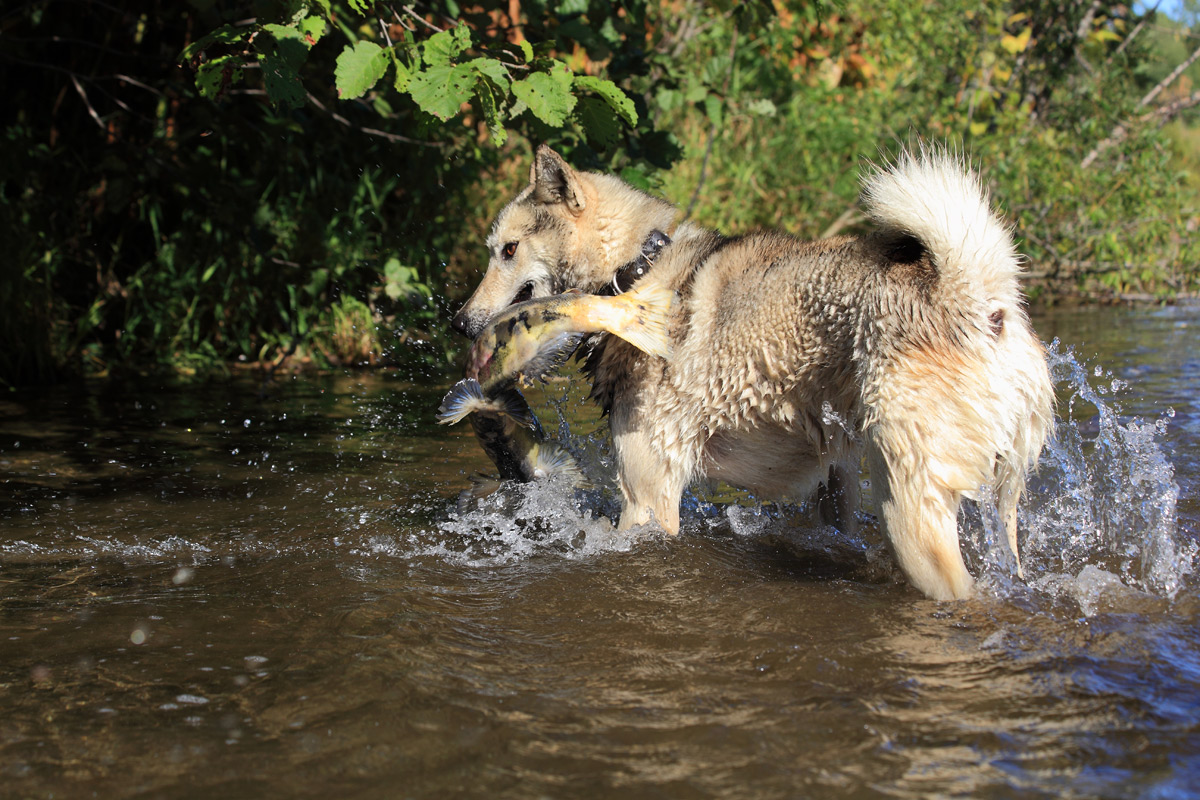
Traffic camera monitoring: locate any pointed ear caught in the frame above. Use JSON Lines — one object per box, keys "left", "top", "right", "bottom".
{"left": 529, "top": 145, "right": 586, "bottom": 215}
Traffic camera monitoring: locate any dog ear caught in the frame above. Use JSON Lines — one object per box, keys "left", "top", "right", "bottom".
{"left": 530, "top": 145, "right": 586, "bottom": 215}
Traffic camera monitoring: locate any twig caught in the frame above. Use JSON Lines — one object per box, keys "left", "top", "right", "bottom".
{"left": 820, "top": 206, "right": 864, "bottom": 239}
{"left": 1137, "top": 41, "right": 1200, "bottom": 109}
{"left": 1104, "top": 3, "right": 1157, "bottom": 67}
{"left": 305, "top": 91, "right": 444, "bottom": 147}
{"left": 1081, "top": 87, "right": 1200, "bottom": 169}
{"left": 1072, "top": 0, "right": 1102, "bottom": 74}
{"left": 401, "top": 4, "right": 444, "bottom": 33}
{"left": 111, "top": 73, "right": 163, "bottom": 95}
{"left": 70, "top": 74, "right": 106, "bottom": 130}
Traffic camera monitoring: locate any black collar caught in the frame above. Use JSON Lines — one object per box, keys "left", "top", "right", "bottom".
{"left": 606, "top": 229, "right": 671, "bottom": 295}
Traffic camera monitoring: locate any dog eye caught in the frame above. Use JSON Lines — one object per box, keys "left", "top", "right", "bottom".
{"left": 502, "top": 242, "right": 518, "bottom": 260}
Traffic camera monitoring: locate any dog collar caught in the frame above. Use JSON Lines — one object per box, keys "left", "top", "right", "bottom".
{"left": 611, "top": 229, "right": 671, "bottom": 294}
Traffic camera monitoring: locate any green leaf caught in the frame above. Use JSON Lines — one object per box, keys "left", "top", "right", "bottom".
{"left": 195, "top": 55, "right": 242, "bottom": 99}
{"left": 262, "top": 48, "right": 307, "bottom": 107}
{"left": 746, "top": 98, "right": 776, "bottom": 117}
{"left": 511, "top": 63, "right": 575, "bottom": 127}
{"left": 574, "top": 96, "right": 621, "bottom": 150}
{"left": 409, "top": 63, "right": 478, "bottom": 120}
{"left": 704, "top": 94, "right": 723, "bottom": 129}
{"left": 475, "top": 78, "right": 508, "bottom": 146}
{"left": 573, "top": 75, "right": 637, "bottom": 126}
{"left": 181, "top": 23, "right": 245, "bottom": 61}
{"left": 299, "top": 16, "right": 326, "bottom": 45}
{"left": 654, "top": 86, "right": 682, "bottom": 114}
{"left": 393, "top": 54, "right": 414, "bottom": 92}
{"left": 424, "top": 25, "right": 472, "bottom": 67}
{"left": 254, "top": 24, "right": 314, "bottom": 107}
{"left": 335, "top": 40, "right": 389, "bottom": 100}
{"left": 467, "top": 57, "right": 510, "bottom": 90}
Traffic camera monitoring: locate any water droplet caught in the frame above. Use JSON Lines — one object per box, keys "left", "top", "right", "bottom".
{"left": 176, "top": 694, "right": 209, "bottom": 705}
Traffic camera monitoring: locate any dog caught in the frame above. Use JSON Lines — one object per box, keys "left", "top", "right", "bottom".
{"left": 452, "top": 145, "right": 1054, "bottom": 601}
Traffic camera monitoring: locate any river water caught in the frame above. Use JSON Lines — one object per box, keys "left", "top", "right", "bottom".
{"left": 2, "top": 305, "right": 1199, "bottom": 798}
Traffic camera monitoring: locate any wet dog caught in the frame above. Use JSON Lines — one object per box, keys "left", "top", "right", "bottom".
{"left": 452, "top": 145, "right": 1054, "bottom": 600}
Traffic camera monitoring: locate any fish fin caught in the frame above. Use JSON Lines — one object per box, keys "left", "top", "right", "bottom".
{"left": 521, "top": 332, "right": 585, "bottom": 382}
{"left": 612, "top": 280, "right": 677, "bottom": 360}
{"left": 531, "top": 443, "right": 585, "bottom": 484}
{"left": 437, "top": 378, "right": 489, "bottom": 425}
{"left": 492, "top": 386, "right": 537, "bottom": 429}
{"left": 457, "top": 473, "right": 504, "bottom": 513}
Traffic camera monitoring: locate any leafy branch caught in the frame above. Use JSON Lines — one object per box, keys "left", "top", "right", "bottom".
{"left": 181, "top": 0, "right": 640, "bottom": 148}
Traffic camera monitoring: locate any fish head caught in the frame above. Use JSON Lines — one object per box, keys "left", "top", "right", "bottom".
{"left": 464, "top": 333, "right": 497, "bottom": 383}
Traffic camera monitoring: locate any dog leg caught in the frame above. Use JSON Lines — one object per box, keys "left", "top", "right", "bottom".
{"left": 866, "top": 444, "right": 974, "bottom": 601}
{"left": 996, "top": 469, "right": 1024, "bottom": 578}
{"left": 613, "top": 427, "right": 685, "bottom": 535}
{"left": 815, "top": 461, "right": 860, "bottom": 535}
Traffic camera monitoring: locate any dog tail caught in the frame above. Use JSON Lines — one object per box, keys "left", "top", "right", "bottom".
{"left": 861, "top": 145, "right": 1022, "bottom": 307}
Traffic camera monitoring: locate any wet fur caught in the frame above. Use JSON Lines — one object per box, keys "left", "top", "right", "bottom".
{"left": 454, "top": 145, "right": 1054, "bottom": 601}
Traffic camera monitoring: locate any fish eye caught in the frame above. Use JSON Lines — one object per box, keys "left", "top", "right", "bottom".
{"left": 502, "top": 242, "right": 518, "bottom": 260}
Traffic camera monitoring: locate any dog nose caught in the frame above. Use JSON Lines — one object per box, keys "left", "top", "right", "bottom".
{"left": 450, "top": 311, "right": 475, "bottom": 339}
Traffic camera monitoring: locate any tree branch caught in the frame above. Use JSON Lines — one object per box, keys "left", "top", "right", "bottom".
{"left": 1082, "top": 41, "right": 1200, "bottom": 168}
{"left": 1104, "top": 4, "right": 1157, "bottom": 68}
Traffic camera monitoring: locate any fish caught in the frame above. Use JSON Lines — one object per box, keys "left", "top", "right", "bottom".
{"left": 453, "top": 279, "right": 677, "bottom": 413}
{"left": 437, "top": 278, "right": 673, "bottom": 489}
{"left": 438, "top": 381, "right": 583, "bottom": 484}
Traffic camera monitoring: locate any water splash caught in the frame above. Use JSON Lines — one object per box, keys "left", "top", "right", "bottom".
{"left": 973, "top": 339, "right": 1195, "bottom": 610}
{"left": 409, "top": 477, "right": 646, "bottom": 567}
{"left": 423, "top": 341, "right": 1194, "bottom": 610}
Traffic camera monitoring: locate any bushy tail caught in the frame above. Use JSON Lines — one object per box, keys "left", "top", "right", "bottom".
{"left": 860, "top": 146, "right": 1022, "bottom": 307}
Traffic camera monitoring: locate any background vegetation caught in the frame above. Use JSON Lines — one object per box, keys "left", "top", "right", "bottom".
{"left": 3, "top": 0, "right": 1199, "bottom": 388}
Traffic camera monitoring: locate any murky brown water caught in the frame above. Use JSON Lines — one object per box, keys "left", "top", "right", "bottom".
{"left": 3, "top": 306, "right": 1199, "bottom": 798}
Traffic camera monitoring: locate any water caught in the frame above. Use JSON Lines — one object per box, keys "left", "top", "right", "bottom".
{"left": 2, "top": 305, "right": 1199, "bottom": 798}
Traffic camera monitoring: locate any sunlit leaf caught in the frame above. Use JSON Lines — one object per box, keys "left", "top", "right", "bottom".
{"left": 574, "top": 75, "right": 637, "bottom": 125}
{"left": 1001, "top": 28, "right": 1032, "bottom": 55}
{"left": 409, "top": 64, "right": 478, "bottom": 120}
{"left": 511, "top": 64, "right": 575, "bottom": 126}
{"left": 335, "top": 40, "right": 389, "bottom": 99}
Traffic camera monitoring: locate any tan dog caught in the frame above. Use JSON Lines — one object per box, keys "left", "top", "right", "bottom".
{"left": 453, "top": 145, "right": 1054, "bottom": 600}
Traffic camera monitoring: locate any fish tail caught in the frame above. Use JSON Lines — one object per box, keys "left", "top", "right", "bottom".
{"left": 438, "top": 378, "right": 536, "bottom": 427}
{"left": 437, "top": 378, "right": 488, "bottom": 425}
{"left": 608, "top": 280, "right": 676, "bottom": 360}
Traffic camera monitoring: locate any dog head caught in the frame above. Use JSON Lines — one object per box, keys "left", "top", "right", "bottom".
{"left": 452, "top": 147, "right": 587, "bottom": 338}
{"left": 452, "top": 145, "right": 678, "bottom": 338}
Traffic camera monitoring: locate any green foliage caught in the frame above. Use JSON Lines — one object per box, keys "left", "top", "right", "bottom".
{"left": 182, "top": 1, "right": 646, "bottom": 152}
{"left": 3, "top": 0, "right": 1199, "bottom": 387}
{"left": 660, "top": 0, "right": 1200, "bottom": 301}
